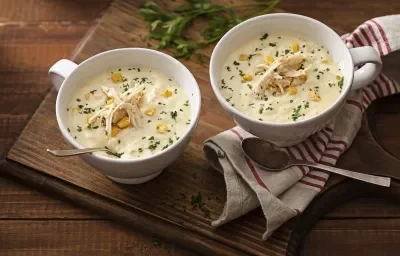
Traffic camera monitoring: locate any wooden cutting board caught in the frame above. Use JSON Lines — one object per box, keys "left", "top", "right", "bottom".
{"left": 4, "top": 0, "right": 400, "bottom": 255}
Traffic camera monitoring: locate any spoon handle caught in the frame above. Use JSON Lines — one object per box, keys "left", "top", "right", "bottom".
{"left": 47, "top": 147, "right": 108, "bottom": 156}
{"left": 298, "top": 161, "right": 391, "bottom": 187}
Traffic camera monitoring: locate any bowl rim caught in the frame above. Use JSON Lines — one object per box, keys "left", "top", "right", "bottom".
{"left": 56, "top": 48, "right": 201, "bottom": 163}
{"left": 209, "top": 13, "right": 354, "bottom": 127}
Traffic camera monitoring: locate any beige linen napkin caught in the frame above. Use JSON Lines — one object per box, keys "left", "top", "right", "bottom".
{"left": 204, "top": 15, "right": 400, "bottom": 240}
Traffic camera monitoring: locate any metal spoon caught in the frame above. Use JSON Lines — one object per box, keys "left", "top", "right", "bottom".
{"left": 241, "top": 137, "right": 391, "bottom": 187}
{"left": 47, "top": 147, "right": 112, "bottom": 157}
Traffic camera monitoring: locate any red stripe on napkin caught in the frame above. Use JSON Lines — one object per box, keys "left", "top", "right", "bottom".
{"left": 230, "top": 129, "right": 271, "bottom": 192}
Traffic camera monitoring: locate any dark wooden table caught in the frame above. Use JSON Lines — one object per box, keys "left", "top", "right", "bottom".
{"left": 1, "top": 1, "right": 400, "bottom": 255}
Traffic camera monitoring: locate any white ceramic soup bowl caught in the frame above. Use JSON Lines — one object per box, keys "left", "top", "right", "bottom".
{"left": 49, "top": 48, "right": 201, "bottom": 184}
{"left": 209, "top": 13, "right": 382, "bottom": 147}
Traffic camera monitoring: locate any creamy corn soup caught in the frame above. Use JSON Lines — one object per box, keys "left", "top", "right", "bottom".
{"left": 67, "top": 67, "right": 191, "bottom": 159}
{"left": 220, "top": 32, "right": 343, "bottom": 123}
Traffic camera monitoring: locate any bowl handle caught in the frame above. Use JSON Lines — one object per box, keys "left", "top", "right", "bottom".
{"left": 48, "top": 59, "right": 78, "bottom": 92}
{"left": 349, "top": 46, "right": 382, "bottom": 91}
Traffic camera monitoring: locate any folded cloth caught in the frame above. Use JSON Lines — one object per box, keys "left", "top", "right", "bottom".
{"left": 204, "top": 15, "right": 400, "bottom": 240}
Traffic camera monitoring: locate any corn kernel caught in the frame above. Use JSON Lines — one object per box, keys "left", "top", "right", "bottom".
{"left": 106, "top": 98, "right": 114, "bottom": 105}
{"left": 243, "top": 74, "right": 253, "bottom": 81}
{"left": 336, "top": 75, "right": 342, "bottom": 81}
{"left": 265, "top": 55, "right": 274, "bottom": 65}
{"left": 239, "top": 54, "right": 248, "bottom": 61}
{"left": 111, "top": 126, "right": 120, "bottom": 137}
{"left": 291, "top": 42, "right": 299, "bottom": 52}
{"left": 117, "top": 116, "right": 131, "bottom": 129}
{"left": 309, "top": 91, "right": 321, "bottom": 101}
{"left": 111, "top": 72, "right": 123, "bottom": 83}
{"left": 84, "top": 93, "right": 90, "bottom": 100}
{"left": 156, "top": 123, "right": 168, "bottom": 134}
{"left": 322, "top": 59, "right": 329, "bottom": 64}
{"left": 161, "top": 90, "right": 173, "bottom": 98}
{"left": 144, "top": 108, "right": 156, "bottom": 116}
{"left": 287, "top": 87, "right": 298, "bottom": 95}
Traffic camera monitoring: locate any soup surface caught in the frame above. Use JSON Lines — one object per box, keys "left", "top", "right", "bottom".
{"left": 67, "top": 67, "right": 191, "bottom": 159}
{"left": 220, "top": 32, "right": 343, "bottom": 123}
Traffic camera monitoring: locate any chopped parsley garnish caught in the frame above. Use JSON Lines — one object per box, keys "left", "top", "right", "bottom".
{"left": 230, "top": 76, "right": 234, "bottom": 80}
{"left": 247, "top": 84, "right": 252, "bottom": 89}
{"left": 304, "top": 101, "right": 310, "bottom": 109}
{"left": 118, "top": 140, "right": 121, "bottom": 144}
{"left": 149, "top": 136, "right": 155, "bottom": 141}
{"left": 148, "top": 141, "right": 160, "bottom": 151}
{"left": 292, "top": 105, "right": 302, "bottom": 121}
{"left": 260, "top": 33, "right": 269, "bottom": 41}
{"left": 106, "top": 150, "right": 124, "bottom": 158}
{"left": 169, "top": 138, "right": 173, "bottom": 145}
{"left": 170, "top": 111, "right": 178, "bottom": 120}
{"left": 338, "top": 77, "right": 344, "bottom": 91}
{"left": 285, "top": 49, "right": 290, "bottom": 55}
{"left": 83, "top": 108, "right": 94, "bottom": 114}
{"left": 233, "top": 61, "right": 240, "bottom": 66}
{"left": 77, "top": 126, "right": 82, "bottom": 132}
{"left": 92, "top": 126, "right": 99, "bottom": 129}
{"left": 255, "top": 70, "right": 265, "bottom": 76}
{"left": 76, "top": 98, "right": 81, "bottom": 102}
{"left": 138, "top": 148, "right": 143, "bottom": 153}
{"left": 269, "top": 42, "right": 276, "bottom": 47}
{"left": 174, "top": 88, "right": 178, "bottom": 94}
{"left": 90, "top": 90, "right": 97, "bottom": 94}
{"left": 275, "top": 51, "right": 279, "bottom": 57}
{"left": 226, "top": 66, "right": 231, "bottom": 71}
{"left": 78, "top": 105, "right": 84, "bottom": 109}
{"left": 290, "top": 100, "right": 293, "bottom": 103}
{"left": 247, "top": 54, "right": 257, "bottom": 61}
{"left": 259, "top": 106, "right": 264, "bottom": 114}
{"left": 221, "top": 79, "right": 225, "bottom": 85}
{"left": 313, "top": 68, "right": 318, "bottom": 72}
{"left": 184, "top": 100, "right": 189, "bottom": 107}
{"left": 316, "top": 75, "right": 320, "bottom": 80}
{"left": 67, "top": 128, "right": 70, "bottom": 132}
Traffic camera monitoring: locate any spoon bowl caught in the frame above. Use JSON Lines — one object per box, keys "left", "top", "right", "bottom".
{"left": 241, "top": 137, "right": 290, "bottom": 171}
{"left": 241, "top": 137, "right": 391, "bottom": 187}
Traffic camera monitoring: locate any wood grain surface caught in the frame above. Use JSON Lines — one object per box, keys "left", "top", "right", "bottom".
{"left": 2, "top": 0, "right": 400, "bottom": 255}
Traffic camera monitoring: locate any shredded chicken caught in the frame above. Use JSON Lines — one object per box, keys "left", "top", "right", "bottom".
{"left": 253, "top": 52, "right": 310, "bottom": 99}
{"left": 90, "top": 80, "right": 145, "bottom": 137}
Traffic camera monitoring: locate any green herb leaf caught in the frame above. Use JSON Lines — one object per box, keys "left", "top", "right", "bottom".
{"left": 138, "top": 0, "right": 280, "bottom": 58}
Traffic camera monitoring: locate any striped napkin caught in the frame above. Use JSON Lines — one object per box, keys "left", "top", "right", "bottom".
{"left": 204, "top": 15, "right": 400, "bottom": 240}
